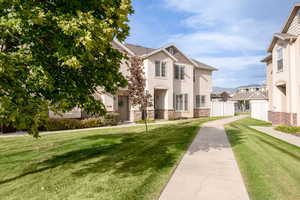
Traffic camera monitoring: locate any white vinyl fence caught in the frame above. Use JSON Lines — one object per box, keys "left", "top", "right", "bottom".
{"left": 250, "top": 100, "right": 268, "bottom": 121}
{"left": 211, "top": 101, "right": 235, "bottom": 117}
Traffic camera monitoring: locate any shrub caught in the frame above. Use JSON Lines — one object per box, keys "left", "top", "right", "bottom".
{"left": 80, "top": 118, "right": 103, "bottom": 128}
{"left": 44, "top": 119, "right": 81, "bottom": 131}
{"left": 275, "top": 125, "right": 300, "bottom": 134}
{"left": 42, "top": 113, "right": 120, "bottom": 131}
{"left": 103, "top": 113, "right": 120, "bottom": 126}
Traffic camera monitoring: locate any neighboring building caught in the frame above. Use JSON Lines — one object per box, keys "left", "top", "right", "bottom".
{"left": 262, "top": 3, "right": 300, "bottom": 126}
{"left": 51, "top": 41, "right": 217, "bottom": 121}
{"left": 231, "top": 85, "right": 267, "bottom": 112}
{"left": 211, "top": 92, "right": 231, "bottom": 102}
{"left": 235, "top": 84, "right": 267, "bottom": 93}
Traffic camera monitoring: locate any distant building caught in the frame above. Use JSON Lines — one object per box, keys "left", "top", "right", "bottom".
{"left": 211, "top": 91, "right": 231, "bottom": 102}
{"left": 231, "top": 85, "right": 268, "bottom": 112}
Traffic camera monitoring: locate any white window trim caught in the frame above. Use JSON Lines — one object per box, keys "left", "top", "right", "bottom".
{"left": 175, "top": 93, "right": 188, "bottom": 111}
{"left": 155, "top": 60, "right": 167, "bottom": 78}
{"left": 277, "top": 48, "right": 283, "bottom": 72}
{"left": 174, "top": 64, "right": 185, "bottom": 80}
{"left": 196, "top": 95, "right": 207, "bottom": 108}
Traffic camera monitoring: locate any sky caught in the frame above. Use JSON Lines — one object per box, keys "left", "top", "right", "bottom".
{"left": 126, "top": 0, "right": 299, "bottom": 88}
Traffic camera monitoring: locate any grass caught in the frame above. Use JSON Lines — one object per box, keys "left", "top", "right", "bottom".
{"left": 225, "top": 117, "right": 300, "bottom": 200}
{"left": 275, "top": 125, "right": 300, "bottom": 134}
{"left": 0, "top": 117, "right": 218, "bottom": 200}
{"left": 135, "top": 119, "right": 156, "bottom": 124}
{"left": 235, "top": 112, "right": 250, "bottom": 116}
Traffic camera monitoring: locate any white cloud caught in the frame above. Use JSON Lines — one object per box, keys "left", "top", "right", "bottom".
{"left": 164, "top": 0, "right": 277, "bottom": 55}
{"left": 196, "top": 55, "right": 264, "bottom": 70}
{"left": 161, "top": 0, "right": 278, "bottom": 87}
{"left": 167, "top": 32, "right": 265, "bottom": 55}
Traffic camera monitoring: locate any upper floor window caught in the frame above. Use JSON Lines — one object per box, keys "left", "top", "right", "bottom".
{"left": 155, "top": 61, "right": 167, "bottom": 77}
{"left": 174, "top": 64, "right": 185, "bottom": 80}
{"left": 168, "top": 47, "right": 175, "bottom": 55}
{"left": 277, "top": 48, "right": 283, "bottom": 72}
{"left": 193, "top": 69, "right": 196, "bottom": 82}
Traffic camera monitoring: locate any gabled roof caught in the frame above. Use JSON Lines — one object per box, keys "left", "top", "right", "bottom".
{"left": 261, "top": 54, "right": 272, "bottom": 63}
{"left": 162, "top": 44, "right": 199, "bottom": 67}
{"left": 112, "top": 40, "right": 217, "bottom": 70}
{"left": 267, "top": 33, "right": 297, "bottom": 52}
{"left": 266, "top": 3, "right": 300, "bottom": 53}
{"left": 112, "top": 40, "right": 135, "bottom": 56}
{"left": 124, "top": 43, "right": 156, "bottom": 56}
{"left": 281, "top": 3, "right": 300, "bottom": 33}
{"left": 141, "top": 48, "right": 178, "bottom": 61}
{"left": 191, "top": 59, "right": 218, "bottom": 71}
{"left": 231, "top": 91, "right": 268, "bottom": 101}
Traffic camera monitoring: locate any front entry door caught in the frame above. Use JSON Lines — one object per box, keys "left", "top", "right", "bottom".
{"left": 118, "top": 95, "right": 129, "bottom": 121}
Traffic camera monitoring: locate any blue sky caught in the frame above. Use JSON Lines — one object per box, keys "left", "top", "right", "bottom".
{"left": 126, "top": 0, "right": 299, "bottom": 88}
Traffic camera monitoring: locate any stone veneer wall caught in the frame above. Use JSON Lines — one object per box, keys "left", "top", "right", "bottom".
{"left": 194, "top": 108, "right": 211, "bottom": 118}
{"left": 268, "top": 111, "right": 298, "bottom": 126}
{"left": 133, "top": 110, "right": 154, "bottom": 121}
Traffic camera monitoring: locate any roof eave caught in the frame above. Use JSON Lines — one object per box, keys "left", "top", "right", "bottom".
{"left": 141, "top": 48, "right": 178, "bottom": 62}
{"left": 281, "top": 3, "right": 300, "bottom": 33}
{"left": 113, "top": 40, "right": 135, "bottom": 56}
{"left": 163, "top": 44, "right": 199, "bottom": 67}
{"left": 261, "top": 55, "right": 272, "bottom": 63}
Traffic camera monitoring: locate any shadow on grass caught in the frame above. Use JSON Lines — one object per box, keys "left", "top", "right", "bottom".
{"left": 0, "top": 122, "right": 199, "bottom": 185}
{"left": 225, "top": 124, "right": 248, "bottom": 148}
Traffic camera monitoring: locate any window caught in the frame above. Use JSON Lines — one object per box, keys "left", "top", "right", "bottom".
{"left": 184, "top": 94, "right": 188, "bottom": 111}
{"left": 174, "top": 64, "right": 185, "bottom": 80}
{"left": 196, "top": 95, "right": 206, "bottom": 107}
{"left": 161, "top": 62, "right": 166, "bottom": 77}
{"left": 175, "top": 94, "right": 188, "bottom": 111}
{"left": 168, "top": 47, "right": 175, "bottom": 55}
{"left": 200, "top": 95, "right": 206, "bottom": 107}
{"left": 196, "top": 95, "right": 201, "bottom": 107}
{"left": 193, "top": 69, "right": 196, "bottom": 82}
{"left": 155, "top": 61, "right": 160, "bottom": 77}
{"left": 277, "top": 48, "right": 283, "bottom": 72}
{"left": 155, "top": 61, "right": 167, "bottom": 77}
{"left": 180, "top": 66, "right": 185, "bottom": 80}
{"left": 174, "top": 65, "right": 179, "bottom": 79}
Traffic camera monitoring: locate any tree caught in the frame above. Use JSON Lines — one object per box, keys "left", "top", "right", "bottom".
{"left": 126, "top": 56, "right": 153, "bottom": 132}
{"left": 0, "top": 0, "right": 133, "bottom": 137}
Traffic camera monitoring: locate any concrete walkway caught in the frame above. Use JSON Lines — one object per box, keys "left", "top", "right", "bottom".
{"left": 251, "top": 126, "right": 300, "bottom": 148}
{"left": 159, "top": 115, "right": 250, "bottom": 200}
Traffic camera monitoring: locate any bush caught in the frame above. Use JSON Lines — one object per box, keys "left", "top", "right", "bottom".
{"left": 275, "top": 125, "right": 300, "bottom": 134}
{"left": 44, "top": 119, "right": 82, "bottom": 131}
{"left": 42, "top": 113, "right": 120, "bottom": 131}
{"left": 80, "top": 118, "right": 103, "bottom": 128}
{"left": 103, "top": 113, "right": 120, "bottom": 126}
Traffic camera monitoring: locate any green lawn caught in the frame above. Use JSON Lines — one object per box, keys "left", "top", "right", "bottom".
{"left": 0, "top": 118, "right": 216, "bottom": 200}
{"left": 226, "top": 117, "right": 300, "bottom": 200}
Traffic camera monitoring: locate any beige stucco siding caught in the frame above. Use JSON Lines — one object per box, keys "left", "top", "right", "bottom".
{"left": 173, "top": 63, "right": 194, "bottom": 117}
{"left": 145, "top": 52, "right": 174, "bottom": 110}
{"left": 268, "top": 35, "right": 300, "bottom": 125}
{"left": 194, "top": 68, "right": 212, "bottom": 108}
{"left": 266, "top": 61, "right": 273, "bottom": 110}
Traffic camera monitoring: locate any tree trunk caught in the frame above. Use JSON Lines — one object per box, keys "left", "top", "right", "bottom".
{"left": 142, "top": 109, "right": 148, "bottom": 133}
